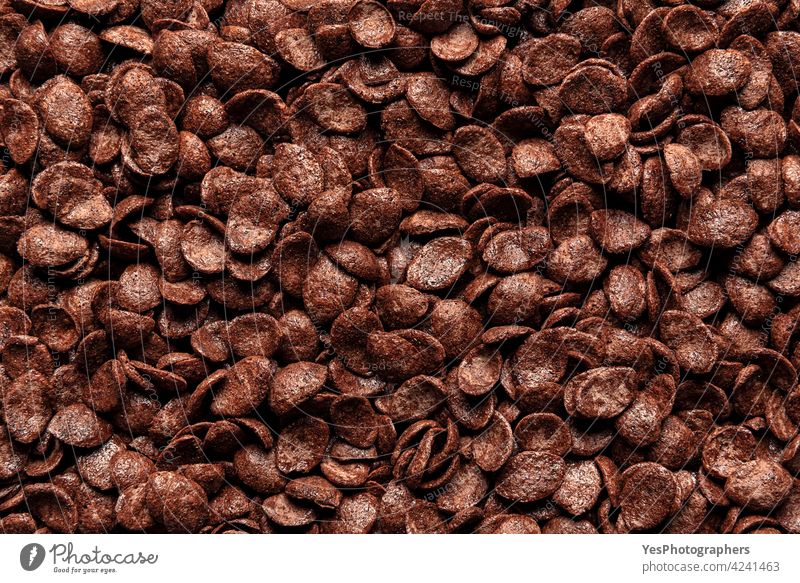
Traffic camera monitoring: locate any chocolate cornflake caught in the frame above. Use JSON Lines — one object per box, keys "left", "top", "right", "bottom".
{"left": 3, "top": 0, "right": 800, "bottom": 536}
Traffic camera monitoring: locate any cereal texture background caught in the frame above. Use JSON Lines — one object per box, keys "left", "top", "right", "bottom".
{"left": 1, "top": 0, "right": 800, "bottom": 534}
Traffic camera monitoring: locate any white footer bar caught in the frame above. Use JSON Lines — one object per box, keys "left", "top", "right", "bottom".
{"left": 1, "top": 534, "right": 799, "bottom": 583}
